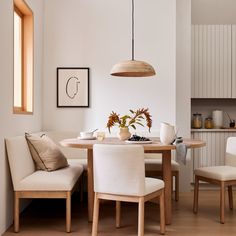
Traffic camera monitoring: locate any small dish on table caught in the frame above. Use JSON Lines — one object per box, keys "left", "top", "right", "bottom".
{"left": 125, "top": 140, "right": 152, "bottom": 144}
{"left": 77, "top": 136, "right": 96, "bottom": 140}
{"left": 125, "top": 134, "right": 152, "bottom": 144}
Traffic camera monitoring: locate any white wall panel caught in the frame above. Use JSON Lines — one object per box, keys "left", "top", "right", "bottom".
{"left": 191, "top": 25, "right": 232, "bottom": 98}
{"left": 232, "top": 25, "right": 236, "bottom": 97}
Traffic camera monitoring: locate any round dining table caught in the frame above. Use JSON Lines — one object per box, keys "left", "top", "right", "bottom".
{"left": 60, "top": 137, "right": 205, "bottom": 225}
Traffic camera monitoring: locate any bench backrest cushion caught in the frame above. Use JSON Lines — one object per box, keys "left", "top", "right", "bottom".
{"left": 6, "top": 136, "right": 35, "bottom": 190}
{"left": 25, "top": 133, "right": 69, "bottom": 171}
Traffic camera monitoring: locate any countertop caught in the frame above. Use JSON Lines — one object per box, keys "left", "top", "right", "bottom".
{"left": 191, "top": 128, "right": 236, "bottom": 132}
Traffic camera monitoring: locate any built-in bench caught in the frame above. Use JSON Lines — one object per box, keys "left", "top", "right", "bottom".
{"left": 5, "top": 131, "right": 86, "bottom": 233}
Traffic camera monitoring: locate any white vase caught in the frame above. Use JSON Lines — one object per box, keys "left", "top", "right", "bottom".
{"left": 118, "top": 127, "right": 131, "bottom": 141}
{"left": 160, "top": 122, "right": 176, "bottom": 145}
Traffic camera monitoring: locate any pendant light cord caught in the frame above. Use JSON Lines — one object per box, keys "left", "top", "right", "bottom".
{"left": 132, "top": 0, "right": 134, "bottom": 61}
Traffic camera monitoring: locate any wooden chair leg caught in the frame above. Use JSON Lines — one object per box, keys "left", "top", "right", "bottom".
{"left": 171, "top": 175, "right": 173, "bottom": 200}
{"left": 92, "top": 193, "right": 100, "bottom": 236}
{"left": 14, "top": 192, "right": 20, "bottom": 233}
{"left": 116, "top": 201, "right": 121, "bottom": 228}
{"left": 175, "top": 172, "right": 179, "bottom": 202}
{"left": 220, "top": 182, "right": 225, "bottom": 224}
{"left": 159, "top": 190, "right": 165, "bottom": 235}
{"left": 138, "top": 197, "right": 145, "bottom": 236}
{"left": 228, "top": 185, "right": 233, "bottom": 210}
{"left": 79, "top": 172, "right": 85, "bottom": 202}
{"left": 66, "top": 191, "right": 71, "bottom": 233}
{"left": 193, "top": 175, "right": 199, "bottom": 214}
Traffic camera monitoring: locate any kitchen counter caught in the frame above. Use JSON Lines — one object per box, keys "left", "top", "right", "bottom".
{"left": 191, "top": 128, "right": 236, "bottom": 132}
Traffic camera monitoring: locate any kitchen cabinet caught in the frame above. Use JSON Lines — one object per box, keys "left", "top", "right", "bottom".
{"left": 191, "top": 25, "right": 234, "bottom": 98}
{"left": 191, "top": 129, "right": 236, "bottom": 181}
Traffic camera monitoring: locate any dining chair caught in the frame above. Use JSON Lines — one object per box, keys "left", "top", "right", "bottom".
{"left": 92, "top": 144, "right": 165, "bottom": 236}
{"left": 145, "top": 153, "right": 180, "bottom": 201}
{"left": 193, "top": 137, "right": 236, "bottom": 223}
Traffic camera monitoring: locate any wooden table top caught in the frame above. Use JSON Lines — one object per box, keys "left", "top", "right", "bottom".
{"left": 60, "top": 137, "right": 206, "bottom": 151}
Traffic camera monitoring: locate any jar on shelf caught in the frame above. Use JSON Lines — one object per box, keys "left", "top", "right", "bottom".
{"left": 192, "top": 113, "right": 202, "bottom": 129}
{"left": 204, "top": 117, "right": 213, "bottom": 129}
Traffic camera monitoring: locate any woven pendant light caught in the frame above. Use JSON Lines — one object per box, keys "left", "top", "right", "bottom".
{"left": 110, "top": 0, "right": 156, "bottom": 77}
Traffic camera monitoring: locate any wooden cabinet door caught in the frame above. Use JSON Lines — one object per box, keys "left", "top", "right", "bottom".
{"left": 191, "top": 25, "right": 232, "bottom": 98}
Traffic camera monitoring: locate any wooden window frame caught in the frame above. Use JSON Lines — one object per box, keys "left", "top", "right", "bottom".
{"left": 13, "top": 0, "right": 34, "bottom": 115}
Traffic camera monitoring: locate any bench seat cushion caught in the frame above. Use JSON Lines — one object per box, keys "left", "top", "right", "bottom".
{"left": 16, "top": 160, "right": 83, "bottom": 191}
{"left": 69, "top": 158, "right": 87, "bottom": 170}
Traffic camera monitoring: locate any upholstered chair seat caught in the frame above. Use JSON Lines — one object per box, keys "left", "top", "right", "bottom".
{"left": 145, "top": 154, "right": 180, "bottom": 201}
{"left": 194, "top": 166, "right": 236, "bottom": 181}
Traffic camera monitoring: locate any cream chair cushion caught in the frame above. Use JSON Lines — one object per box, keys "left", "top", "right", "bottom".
{"left": 194, "top": 166, "right": 236, "bottom": 181}
{"left": 145, "top": 177, "right": 164, "bottom": 195}
{"left": 17, "top": 159, "right": 83, "bottom": 191}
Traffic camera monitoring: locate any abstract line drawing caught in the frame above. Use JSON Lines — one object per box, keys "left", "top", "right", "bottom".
{"left": 65, "top": 76, "right": 80, "bottom": 99}
{"left": 57, "top": 67, "right": 89, "bottom": 107}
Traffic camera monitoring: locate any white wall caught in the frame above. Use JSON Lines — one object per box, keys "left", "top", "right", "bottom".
{"left": 0, "top": 0, "right": 44, "bottom": 234}
{"left": 176, "top": 0, "right": 191, "bottom": 191}
{"left": 43, "top": 0, "right": 176, "bottom": 135}
{"left": 192, "top": 0, "right": 236, "bottom": 24}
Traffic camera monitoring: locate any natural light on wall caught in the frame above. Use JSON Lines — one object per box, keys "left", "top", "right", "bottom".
{"left": 14, "top": 11, "right": 22, "bottom": 108}
{"left": 13, "top": 0, "right": 33, "bottom": 114}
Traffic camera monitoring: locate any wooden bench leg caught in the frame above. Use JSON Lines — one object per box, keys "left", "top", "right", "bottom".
{"left": 80, "top": 172, "right": 84, "bottom": 202}
{"left": 228, "top": 185, "right": 233, "bottom": 210}
{"left": 14, "top": 192, "right": 20, "bottom": 233}
{"left": 193, "top": 175, "right": 199, "bottom": 214}
{"left": 220, "top": 182, "right": 225, "bottom": 224}
{"left": 116, "top": 201, "right": 121, "bottom": 228}
{"left": 66, "top": 191, "right": 71, "bottom": 233}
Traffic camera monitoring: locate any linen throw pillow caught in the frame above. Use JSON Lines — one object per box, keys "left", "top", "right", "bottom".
{"left": 25, "top": 133, "right": 69, "bottom": 171}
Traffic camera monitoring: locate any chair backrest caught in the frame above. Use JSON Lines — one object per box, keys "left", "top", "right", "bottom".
{"left": 93, "top": 144, "right": 145, "bottom": 196}
{"left": 225, "top": 137, "right": 236, "bottom": 167}
{"left": 5, "top": 136, "right": 35, "bottom": 190}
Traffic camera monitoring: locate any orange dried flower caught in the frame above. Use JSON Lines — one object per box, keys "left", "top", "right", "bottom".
{"left": 106, "top": 108, "right": 152, "bottom": 133}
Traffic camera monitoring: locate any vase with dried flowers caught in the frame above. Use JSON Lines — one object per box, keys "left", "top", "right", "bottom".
{"left": 106, "top": 108, "right": 152, "bottom": 140}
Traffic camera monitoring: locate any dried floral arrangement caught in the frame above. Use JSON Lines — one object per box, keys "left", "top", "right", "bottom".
{"left": 106, "top": 108, "right": 152, "bottom": 133}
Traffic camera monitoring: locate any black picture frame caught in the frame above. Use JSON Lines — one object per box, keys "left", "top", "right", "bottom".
{"left": 57, "top": 67, "right": 89, "bottom": 107}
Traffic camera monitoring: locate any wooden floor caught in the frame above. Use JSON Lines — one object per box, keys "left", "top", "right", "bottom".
{"left": 3, "top": 191, "right": 236, "bottom": 236}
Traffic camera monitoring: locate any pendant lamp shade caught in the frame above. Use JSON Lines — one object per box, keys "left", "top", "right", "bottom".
{"left": 110, "top": 0, "right": 156, "bottom": 77}
{"left": 110, "top": 60, "right": 156, "bottom": 77}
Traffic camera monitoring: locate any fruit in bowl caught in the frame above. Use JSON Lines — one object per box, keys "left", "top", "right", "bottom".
{"left": 128, "top": 134, "right": 150, "bottom": 141}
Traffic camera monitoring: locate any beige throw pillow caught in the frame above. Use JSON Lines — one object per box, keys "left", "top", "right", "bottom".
{"left": 25, "top": 133, "right": 69, "bottom": 171}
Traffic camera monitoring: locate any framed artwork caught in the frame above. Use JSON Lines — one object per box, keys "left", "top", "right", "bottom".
{"left": 57, "top": 67, "right": 89, "bottom": 107}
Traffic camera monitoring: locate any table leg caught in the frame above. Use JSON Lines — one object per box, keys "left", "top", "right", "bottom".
{"left": 162, "top": 150, "right": 172, "bottom": 225}
{"left": 87, "top": 149, "right": 94, "bottom": 222}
